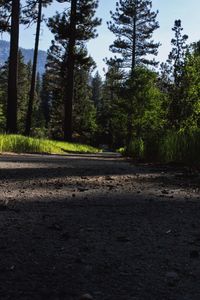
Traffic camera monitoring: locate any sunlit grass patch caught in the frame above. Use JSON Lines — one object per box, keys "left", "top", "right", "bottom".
{"left": 0, "top": 134, "right": 100, "bottom": 155}
{"left": 117, "top": 147, "right": 125, "bottom": 155}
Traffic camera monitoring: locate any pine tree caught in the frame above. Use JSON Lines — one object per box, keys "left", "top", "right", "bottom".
{"left": 45, "top": 41, "right": 65, "bottom": 139}
{"left": 23, "top": 0, "right": 53, "bottom": 136}
{"left": 17, "top": 52, "right": 32, "bottom": 133}
{"left": 63, "top": 0, "right": 77, "bottom": 141}
{"left": 0, "top": 1, "right": 12, "bottom": 32}
{"left": 45, "top": 39, "right": 97, "bottom": 140}
{"left": 167, "top": 20, "right": 189, "bottom": 129}
{"left": 96, "top": 59, "right": 125, "bottom": 147}
{"left": 40, "top": 73, "right": 51, "bottom": 130}
{"left": 5, "top": 0, "right": 20, "bottom": 133}
{"left": 48, "top": 0, "right": 101, "bottom": 141}
{"left": 91, "top": 71, "right": 103, "bottom": 109}
{"left": 0, "top": 62, "right": 8, "bottom": 131}
{"left": 73, "top": 65, "right": 97, "bottom": 142}
{"left": 167, "top": 20, "right": 188, "bottom": 87}
{"left": 0, "top": 52, "right": 32, "bottom": 133}
{"left": 108, "top": 0, "right": 160, "bottom": 76}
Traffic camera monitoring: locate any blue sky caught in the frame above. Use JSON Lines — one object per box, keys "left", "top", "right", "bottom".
{"left": 2, "top": 0, "right": 200, "bottom": 76}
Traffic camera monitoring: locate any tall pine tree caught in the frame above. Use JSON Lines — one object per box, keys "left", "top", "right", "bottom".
{"left": 108, "top": 0, "right": 160, "bottom": 76}
{"left": 48, "top": 0, "right": 101, "bottom": 141}
{"left": 167, "top": 20, "right": 189, "bottom": 129}
{"left": 23, "top": 0, "right": 53, "bottom": 136}
{"left": 0, "top": 1, "right": 20, "bottom": 133}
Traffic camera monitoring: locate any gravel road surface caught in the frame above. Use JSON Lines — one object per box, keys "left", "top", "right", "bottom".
{"left": 0, "top": 153, "right": 200, "bottom": 300}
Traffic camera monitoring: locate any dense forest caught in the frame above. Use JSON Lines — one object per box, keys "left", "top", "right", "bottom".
{"left": 0, "top": 0, "right": 200, "bottom": 164}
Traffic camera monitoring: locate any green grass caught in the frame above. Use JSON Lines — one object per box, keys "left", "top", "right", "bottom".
{"left": 0, "top": 134, "right": 100, "bottom": 155}
{"left": 159, "top": 129, "right": 200, "bottom": 164}
{"left": 124, "top": 129, "right": 200, "bottom": 165}
{"left": 117, "top": 147, "right": 125, "bottom": 155}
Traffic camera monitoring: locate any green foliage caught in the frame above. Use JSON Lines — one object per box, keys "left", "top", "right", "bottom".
{"left": 17, "top": 51, "right": 32, "bottom": 132}
{"left": 1, "top": 4, "right": 200, "bottom": 166}
{"left": 168, "top": 20, "right": 188, "bottom": 86}
{"left": 0, "top": 134, "right": 100, "bottom": 154}
{"left": 126, "top": 138, "right": 145, "bottom": 161}
{"left": 91, "top": 71, "right": 102, "bottom": 108}
{"left": 73, "top": 68, "right": 97, "bottom": 141}
{"left": 159, "top": 129, "right": 200, "bottom": 164}
{"left": 179, "top": 53, "right": 200, "bottom": 128}
{"left": 108, "top": 0, "right": 160, "bottom": 72}
{"left": 0, "top": 103, "right": 5, "bottom": 131}
{"left": 162, "top": 20, "right": 189, "bottom": 129}
{"left": 0, "top": 53, "right": 35, "bottom": 134}
{"left": 125, "top": 68, "right": 166, "bottom": 151}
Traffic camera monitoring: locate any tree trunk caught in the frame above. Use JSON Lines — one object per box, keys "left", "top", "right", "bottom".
{"left": 25, "top": 0, "right": 42, "bottom": 136}
{"left": 63, "top": 0, "right": 77, "bottom": 141}
{"left": 6, "top": 0, "right": 20, "bottom": 134}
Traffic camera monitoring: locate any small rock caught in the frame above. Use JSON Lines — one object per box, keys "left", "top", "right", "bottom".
{"left": 105, "top": 175, "right": 114, "bottom": 181}
{"left": 79, "top": 293, "right": 93, "bottom": 300}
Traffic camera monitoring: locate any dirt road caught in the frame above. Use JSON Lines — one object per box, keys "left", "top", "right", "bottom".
{"left": 0, "top": 153, "right": 200, "bottom": 300}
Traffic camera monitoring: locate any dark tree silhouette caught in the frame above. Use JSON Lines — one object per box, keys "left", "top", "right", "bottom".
{"left": 48, "top": 0, "right": 101, "bottom": 141}
{"left": 63, "top": 0, "right": 77, "bottom": 141}
{"left": 7, "top": 0, "right": 20, "bottom": 133}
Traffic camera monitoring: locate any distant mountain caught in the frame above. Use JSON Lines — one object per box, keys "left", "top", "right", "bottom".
{"left": 0, "top": 40, "right": 47, "bottom": 74}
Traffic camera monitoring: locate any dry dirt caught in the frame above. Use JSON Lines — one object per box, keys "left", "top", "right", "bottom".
{"left": 0, "top": 152, "right": 200, "bottom": 300}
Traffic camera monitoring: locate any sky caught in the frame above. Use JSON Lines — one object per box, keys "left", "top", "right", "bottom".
{"left": 2, "top": 0, "right": 200, "bottom": 76}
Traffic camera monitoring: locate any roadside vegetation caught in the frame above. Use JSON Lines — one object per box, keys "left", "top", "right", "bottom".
{"left": 1, "top": 1, "right": 200, "bottom": 165}
{"left": 0, "top": 134, "right": 99, "bottom": 155}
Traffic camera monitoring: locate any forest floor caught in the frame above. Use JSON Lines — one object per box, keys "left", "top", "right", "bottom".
{"left": 0, "top": 152, "right": 200, "bottom": 300}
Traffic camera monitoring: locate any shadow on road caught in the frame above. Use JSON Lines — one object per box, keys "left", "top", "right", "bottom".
{"left": 0, "top": 153, "right": 200, "bottom": 299}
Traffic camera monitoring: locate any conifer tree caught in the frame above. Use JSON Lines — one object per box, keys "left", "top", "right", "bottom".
{"left": 0, "top": 62, "right": 8, "bottom": 131}
{"left": 166, "top": 20, "right": 188, "bottom": 129}
{"left": 0, "top": 1, "right": 12, "bottom": 32}
{"left": 45, "top": 42, "right": 65, "bottom": 139}
{"left": 108, "top": 0, "right": 160, "bottom": 76}
{"left": 91, "top": 71, "right": 103, "bottom": 109}
{"left": 17, "top": 52, "right": 32, "bottom": 133}
{"left": 48, "top": 0, "right": 101, "bottom": 141}
{"left": 96, "top": 59, "right": 125, "bottom": 147}
{"left": 40, "top": 73, "right": 51, "bottom": 129}
{"left": 23, "top": 0, "right": 53, "bottom": 136}
{"left": 73, "top": 62, "right": 97, "bottom": 142}
{"left": 167, "top": 20, "right": 188, "bottom": 87}
{"left": 0, "top": 0, "right": 20, "bottom": 133}
{"left": 44, "top": 39, "right": 97, "bottom": 140}
{"left": 0, "top": 52, "right": 32, "bottom": 133}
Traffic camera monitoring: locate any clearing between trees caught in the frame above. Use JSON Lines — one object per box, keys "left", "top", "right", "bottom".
{"left": 0, "top": 152, "right": 200, "bottom": 299}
